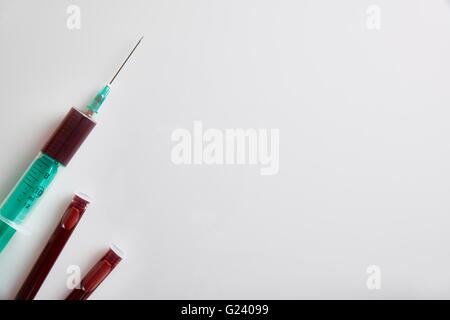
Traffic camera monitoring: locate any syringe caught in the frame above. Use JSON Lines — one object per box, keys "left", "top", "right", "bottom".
{"left": 0, "top": 37, "right": 143, "bottom": 253}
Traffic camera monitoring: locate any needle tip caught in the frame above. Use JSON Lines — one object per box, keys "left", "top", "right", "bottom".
{"left": 108, "top": 37, "right": 144, "bottom": 85}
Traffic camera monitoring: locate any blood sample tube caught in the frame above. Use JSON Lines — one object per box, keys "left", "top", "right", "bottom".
{"left": 15, "top": 192, "right": 91, "bottom": 300}
{"left": 66, "top": 245, "right": 124, "bottom": 300}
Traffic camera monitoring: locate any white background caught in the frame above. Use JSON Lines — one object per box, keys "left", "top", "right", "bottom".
{"left": 1, "top": 0, "right": 450, "bottom": 299}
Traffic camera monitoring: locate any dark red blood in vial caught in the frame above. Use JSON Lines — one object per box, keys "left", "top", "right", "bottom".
{"left": 83, "top": 261, "right": 112, "bottom": 291}
{"left": 65, "top": 248, "right": 122, "bottom": 300}
{"left": 15, "top": 195, "right": 90, "bottom": 300}
{"left": 62, "top": 207, "right": 80, "bottom": 230}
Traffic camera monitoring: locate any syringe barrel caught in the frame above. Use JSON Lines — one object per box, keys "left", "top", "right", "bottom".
{"left": 0, "top": 152, "right": 62, "bottom": 227}
{"left": 0, "top": 108, "right": 96, "bottom": 253}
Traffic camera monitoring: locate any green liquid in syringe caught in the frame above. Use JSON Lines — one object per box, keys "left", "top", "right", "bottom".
{"left": 0, "top": 152, "right": 62, "bottom": 229}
